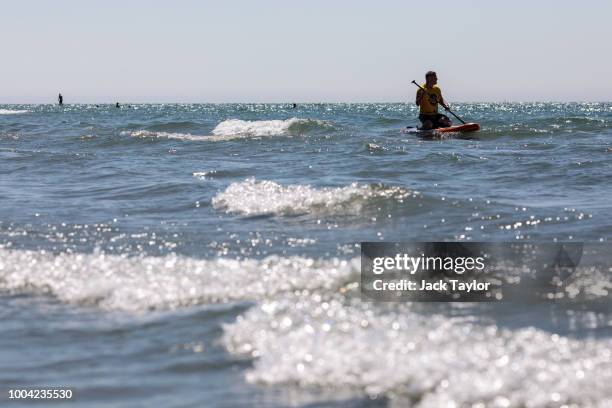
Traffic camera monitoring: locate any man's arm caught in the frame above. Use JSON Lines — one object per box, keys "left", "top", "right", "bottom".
{"left": 415, "top": 89, "right": 424, "bottom": 106}
{"left": 439, "top": 94, "right": 449, "bottom": 110}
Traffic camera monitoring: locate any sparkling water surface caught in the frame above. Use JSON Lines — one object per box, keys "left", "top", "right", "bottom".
{"left": 1, "top": 103, "right": 611, "bottom": 407}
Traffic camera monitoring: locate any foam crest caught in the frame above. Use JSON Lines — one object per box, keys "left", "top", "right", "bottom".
{"left": 0, "top": 109, "right": 29, "bottom": 115}
{"left": 211, "top": 118, "right": 330, "bottom": 138}
{"left": 119, "top": 118, "right": 331, "bottom": 142}
{"left": 224, "top": 294, "right": 612, "bottom": 407}
{"left": 0, "top": 249, "right": 357, "bottom": 312}
{"left": 212, "top": 178, "right": 414, "bottom": 216}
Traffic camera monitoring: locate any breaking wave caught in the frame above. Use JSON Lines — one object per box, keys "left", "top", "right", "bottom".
{"left": 0, "top": 109, "right": 29, "bottom": 115}
{"left": 224, "top": 292, "right": 612, "bottom": 407}
{"left": 119, "top": 118, "right": 332, "bottom": 142}
{"left": 0, "top": 248, "right": 357, "bottom": 312}
{"left": 212, "top": 178, "right": 416, "bottom": 216}
{"left": 211, "top": 118, "right": 333, "bottom": 138}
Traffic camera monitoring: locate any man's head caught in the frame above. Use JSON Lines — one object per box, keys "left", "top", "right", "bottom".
{"left": 425, "top": 71, "right": 438, "bottom": 87}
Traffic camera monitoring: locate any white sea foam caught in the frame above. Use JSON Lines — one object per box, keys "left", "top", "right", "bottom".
{"left": 2, "top": 245, "right": 611, "bottom": 405}
{"left": 0, "top": 249, "right": 357, "bottom": 312}
{"left": 192, "top": 170, "right": 218, "bottom": 179}
{"left": 211, "top": 118, "right": 328, "bottom": 138}
{"left": 224, "top": 292, "right": 612, "bottom": 407}
{"left": 0, "top": 109, "right": 29, "bottom": 115}
{"left": 120, "top": 130, "right": 210, "bottom": 141}
{"left": 212, "top": 178, "right": 415, "bottom": 216}
{"left": 121, "top": 118, "right": 330, "bottom": 142}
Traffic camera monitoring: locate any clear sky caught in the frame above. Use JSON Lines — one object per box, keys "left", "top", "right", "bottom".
{"left": 2, "top": 0, "right": 611, "bottom": 103}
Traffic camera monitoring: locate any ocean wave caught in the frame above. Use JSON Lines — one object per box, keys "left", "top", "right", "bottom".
{"left": 0, "top": 248, "right": 357, "bottom": 312}
{"left": 119, "top": 117, "right": 332, "bottom": 142}
{"left": 120, "top": 130, "right": 210, "bottom": 141}
{"left": 0, "top": 109, "right": 29, "bottom": 115}
{"left": 211, "top": 118, "right": 333, "bottom": 139}
{"left": 224, "top": 293, "right": 612, "bottom": 407}
{"left": 212, "top": 178, "right": 416, "bottom": 216}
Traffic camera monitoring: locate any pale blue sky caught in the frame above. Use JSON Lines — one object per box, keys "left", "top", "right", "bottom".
{"left": 2, "top": 0, "right": 611, "bottom": 103}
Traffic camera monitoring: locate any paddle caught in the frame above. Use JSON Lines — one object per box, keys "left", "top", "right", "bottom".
{"left": 411, "top": 80, "right": 466, "bottom": 124}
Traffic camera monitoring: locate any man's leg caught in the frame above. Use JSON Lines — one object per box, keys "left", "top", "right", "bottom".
{"left": 419, "top": 115, "right": 434, "bottom": 130}
{"left": 438, "top": 114, "right": 452, "bottom": 127}
{"left": 420, "top": 119, "right": 434, "bottom": 130}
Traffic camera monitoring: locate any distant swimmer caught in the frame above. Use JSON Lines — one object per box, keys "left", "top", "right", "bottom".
{"left": 58, "top": 93, "right": 63, "bottom": 106}
{"left": 414, "top": 71, "right": 451, "bottom": 130}
{"left": 115, "top": 102, "right": 120, "bottom": 108}
{"left": 292, "top": 103, "right": 297, "bottom": 109}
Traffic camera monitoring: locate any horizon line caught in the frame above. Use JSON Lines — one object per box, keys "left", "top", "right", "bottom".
{"left": 2, "top": 101, "right": 612, "bottom": 105}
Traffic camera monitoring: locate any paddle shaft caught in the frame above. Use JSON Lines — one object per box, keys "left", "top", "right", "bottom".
{"left": 411, "top": 80, "right": 466, "bottom": 124}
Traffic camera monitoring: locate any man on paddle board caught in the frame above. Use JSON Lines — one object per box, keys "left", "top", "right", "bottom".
{"left": 415, "top": 71, "right": 452, "bottom": 130}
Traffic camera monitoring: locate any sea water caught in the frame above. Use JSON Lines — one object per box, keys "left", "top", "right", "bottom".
{"left": 1, "top": 103, "right": 611, "bottom": 407}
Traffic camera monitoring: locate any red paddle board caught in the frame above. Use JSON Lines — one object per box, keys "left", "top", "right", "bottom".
{"left": 434, "top": 123, "right": 480, "bottom": 133}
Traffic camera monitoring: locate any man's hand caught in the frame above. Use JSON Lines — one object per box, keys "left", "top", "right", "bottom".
{"left": 440, "top": 97, "right": 449, "bottom": 111}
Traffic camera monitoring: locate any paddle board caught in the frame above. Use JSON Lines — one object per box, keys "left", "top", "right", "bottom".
{"left": 435, "top": 123, "right": 480, "bottom": 133}
{"left": 401, "top": 122, "right": 480, "bottom": 136}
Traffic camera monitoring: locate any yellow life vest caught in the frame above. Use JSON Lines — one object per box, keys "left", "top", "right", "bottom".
{"left": 418, "top": 84, "right": 442, "bottom": 115}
